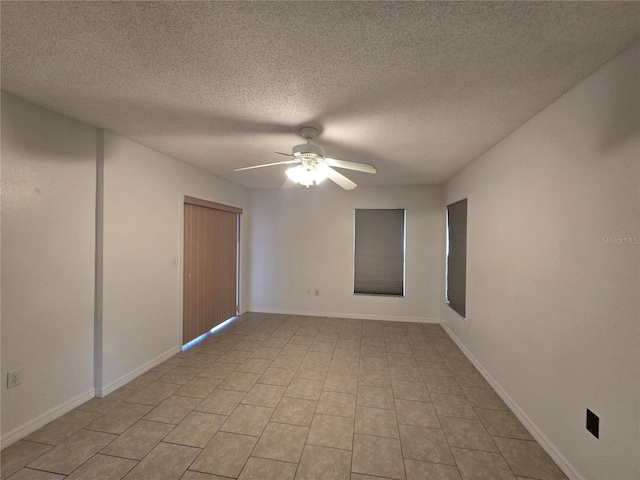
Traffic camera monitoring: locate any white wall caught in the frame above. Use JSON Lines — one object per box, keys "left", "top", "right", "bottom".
{"left": 249, "top": 184, "right": 443, "bottom": 322}
{"left": 442, "top": 43, "right": 639, "bottom": 480}
{"left": 99, "top": 131, "right": 250, "bottom": 394}
{"left": 1, "top": 93, "right": 97, "bottom": 443}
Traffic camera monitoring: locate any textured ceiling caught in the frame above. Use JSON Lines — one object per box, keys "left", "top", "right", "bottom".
{"left": 2, "top": 2, "right": 639, "bottom": 189}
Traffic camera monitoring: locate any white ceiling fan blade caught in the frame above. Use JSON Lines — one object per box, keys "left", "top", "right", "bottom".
{"left": 325, "top": 166, "right": 357, "bottom": 190}
{"left": 281, "top": 177, "right": 297, "bottom": 189}
{"left": 275, "top": 151, "right": 295, "bottom": 157}
{"left": 324, "top": 157, "right": 377, "bottom": 174}
{"left": 234, "top": 160, "right": 299, "bottom": 171}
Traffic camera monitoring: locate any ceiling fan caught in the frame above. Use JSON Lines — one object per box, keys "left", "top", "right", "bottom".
{"left": 234, "top": 127, "right": 377, "bottom": 190}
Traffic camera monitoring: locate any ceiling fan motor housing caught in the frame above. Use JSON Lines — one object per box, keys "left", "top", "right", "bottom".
{"left": 292, "top": 143, "right": 325, "bottom": 158}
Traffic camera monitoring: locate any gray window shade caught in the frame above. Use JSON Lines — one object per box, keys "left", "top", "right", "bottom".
{"left": 446, "top": 199, "right": 467, "bottom": 317}
{"left": 354, "top": 209, "right": 405, "bottom": 296}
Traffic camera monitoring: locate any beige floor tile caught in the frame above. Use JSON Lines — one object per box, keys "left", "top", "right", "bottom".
{"left": 440, "top": 416, "right": 498, "bottom": 452}
{"left": 236, "top": 358, "right": 273, "bottom": 375}
{"left": 124, "top": 371, "right": 165, "bottom": 391}
{"left": 399, "top": 424, "right": 454, "bottom": 465}
{"left": 294, "top": 363, "right": 329, "bottom": 381}
{"left": 307, "top": 414, "right": 354, "bottom": 450}
{"left": 284, "top": 378, "right": 324, "bottom": 400}
{"left": 328, "top": 360, "right": 360, "bottom": 375}
{"left": 357, "top": 385, "right": 394, "bottom": 409}
{"left": 217, "top": 349, "right": 253, "bottom": 364}
{"left": 86, "top": 403, "right": 153, "bottom": 434}
{"left": 358, "top": 370, "right": 392, "bottom": 388}
{"left": 100, "top": 420, "right": 174, "bottom": 460}
{"left": 237, "top": 456, "right": 297, "bottom": 480}
{"left": 271, "top": 355, "right": 303, "bottom": 370}
{"left": 453, "top": 370, "right": 491, "bottom": 388}
{"left": 198, "top": 362, "right": 240, "bottom": 379}
{"left": 220, "top": 404, "right": 274, "bottom": 436}
{"left": 245, "top": 331, "right": 271, "bottom": 342}
{"left": 152, "top": 357, "right": 187, "bottom": 374}
{"left": 163, "top": 412, "right": 226, "bottom": 447}
{"left": 1, "top": 440, "right": 52, "bottom": 479}
{"left": 395, "top": 399, "right": 440, "bottom": 428}
{"left": 235, "top": 339, "right": 264, "bottom": 352}
{"left": 24, "top": 410, "right": 101, "bottom": 446}
{"left": 351, "top": 434, "right": 405, "bottom": 480}
{"left": 355, "top": 406, "right": 399, "bottom": 439}
{"left": 389, "top": 364, "right": 424, "bottom": 382}
{"left": 126, "top": 382, "right": 180, "bottom": 406}
{"left": 423, "top": 375, "right": 464, "bottom": 395}
{"left": 271, "top": 397, "right": 317, "bottom": 426}
{"left": 359, "top": 356, "right": 389, "bottom": 371}
{"left": 191, "top": 431, "right": 258, "bottom": 478}
{"left": 295, "top": 444, "right": 352, "bottom": 480}
{"left": 241, "top": 383, "right": 286, "bottom": 407}
{"left": 158, "top": 366, "right": 203, "bottom": 385}
{"left": 351, "top": 474, "right": 396, "bottom": 480}
{"left": 143, "top": 395, "right": 201, "bottom": 424}
{"left": 258, "top": 367, "right": 296, "bottom": 386}
{"left": 28, "top": 429, "right": 116, "bottom": 475}
{"left": 175, "top": 377, "right": 222, "bottom": 398}
{"left": 196, "top": 389, "right": 246, "bottom": 415}
{"left": 475, "top": 408, "right": 534, "bottom": 440}
{"left": 260, "top": 337, "right": 289, "bottom": 348}
{"left": 386, "top": 342, "right": 412, "bottom": 354}
{"left": 404, "top": 459, "right": 461, "bottom": 480}
{"left": 418, "top": 361, "right": 454, "bottom": 377}
{"left": 308, "top": 341, "right": 335, "bottom": 353}
{"left": 218, "top": 371, "right": 261, "bottom": 392}
{"left": 77, "top": 388, "right": 136, "bottom": 414}
{"left": 336, "top": 339, "right": 361, "bottom": 351}
{"left": 360, "top": 345, "right": 387, "bottom": 358}
{"left": 462, "top": 386, "right": 509, "bottom": 410}
{"left": 122, "top": 442, "right": 199, "bottom": 480}
{"left": 494, "top": 437, "right": 568, "bottom": 480}
{"left": 252, "top": 422, "right": 309, "bottom": 463}
{"left": 323, "top": 373, "right": 358, "bottom": 394}
{"left": 251, "top": 346, "right": 283, "bottom": 360}
{"left": 431, "top": 393, "right": 478, "bottom": 419}
{"left": 289, "top": 334, "right": 315, "bottom": 346}
{"left": 2, "top": 469, "right": 65, "bottom": 480}
{"left": 179, "top": 353, "right": 219, "bottom": 369}
{"left": 332, "top": 351, "right": 360, "bottom": 363}
{"left": 281, "top": 344, "right": 310, "bottom": 356}
{"left": 386, "top": 352, "right": 416, "bottom": 367}
{"left": 451, "top": 447, "right": 516, "bottom": 480}
{"left": 315, "top": 333, "right": 339, "bottom": 343}
{"left": 181, "top": 472, "right": 231, "bottom": 480}
{"left": 412, "top": 349, "right": 444, "bottom": 363}
{"left": 316, "top": 391, "right": 356, "bottom": 417}
{"left": 66, "top": 453, "right": 136, "bottom": 480}
{"left": 361, "top": 336, "right": 385, "bottom": 347}
{"left": 391, "top": 379, "right": 430, "bottom": 402}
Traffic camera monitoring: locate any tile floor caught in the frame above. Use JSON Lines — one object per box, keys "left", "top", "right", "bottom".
{"left": 2, "top": 313, "right": 569, "bottom": 480}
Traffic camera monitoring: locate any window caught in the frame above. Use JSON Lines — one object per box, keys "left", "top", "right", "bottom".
{"left": 354, "top": 208, "right": 405, "bottom": 296}
{"left": 446, "top": 199, "right": 467, "bottom": 316}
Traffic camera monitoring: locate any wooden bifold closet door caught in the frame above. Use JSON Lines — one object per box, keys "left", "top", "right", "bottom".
{"left": 183, "top": 196, "right": 242, "bottom": 344}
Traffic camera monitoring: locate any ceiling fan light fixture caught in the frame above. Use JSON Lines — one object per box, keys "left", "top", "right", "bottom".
{"left": 286, "top": 163, "right": 327, "bottom": 187}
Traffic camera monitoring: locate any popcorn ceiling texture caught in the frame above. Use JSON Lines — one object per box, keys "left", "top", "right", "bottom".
{"left": 2, "top": 1, "right": 639, "bottom": 188}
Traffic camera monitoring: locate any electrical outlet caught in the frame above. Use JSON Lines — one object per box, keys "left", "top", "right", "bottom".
{"left": 7, "top": 370, "right": 22, "bottom": 389}
{"left": 315, "top": 289, "right": 319, "bottom": 296}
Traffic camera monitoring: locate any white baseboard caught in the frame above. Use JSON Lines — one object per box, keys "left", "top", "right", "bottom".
{"left": 249, "top": 307, "right": 440, "bottom": 324}
{"left": 96, "top": 346, "right": 180, "bottom": 397}
{"left": 1, "top": 388, "right": 95, "bottom": 450}
{"left": 442, "top": 324, "right": 584, "bottom": 480}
